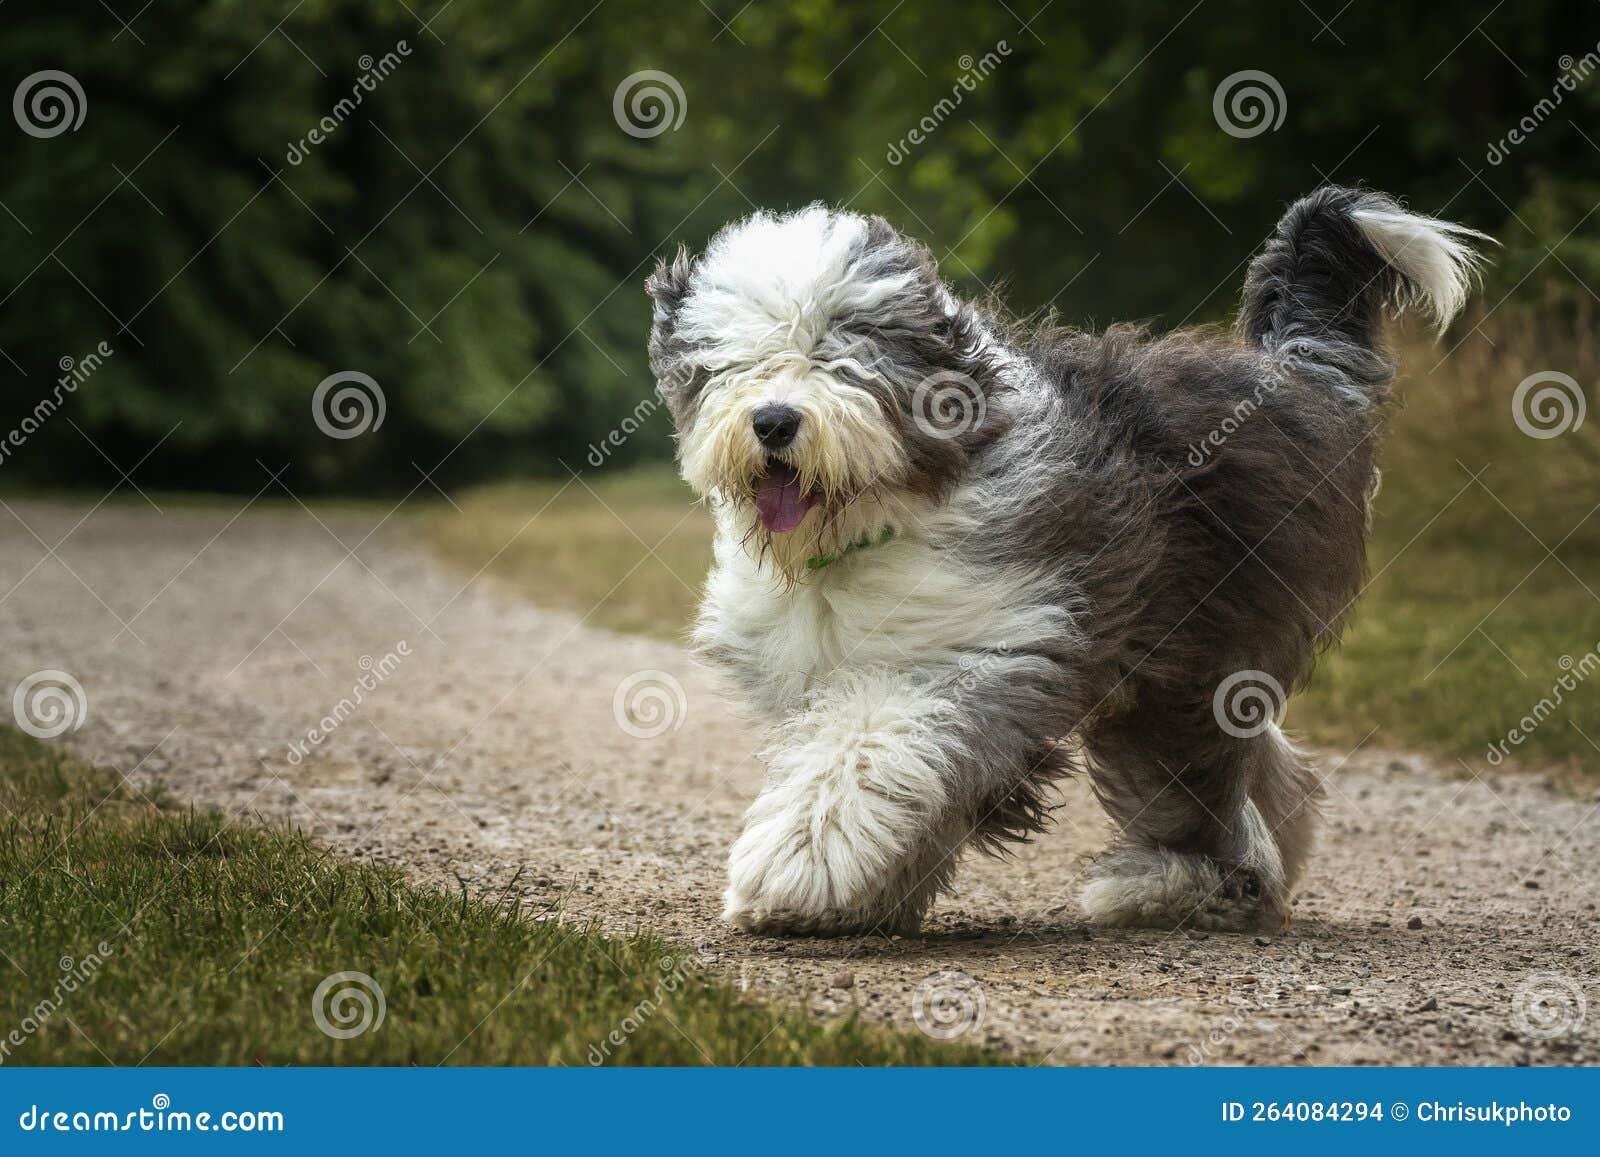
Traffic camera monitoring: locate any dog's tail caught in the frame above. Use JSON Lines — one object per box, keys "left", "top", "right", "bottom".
{"left": 1238, "top": 186, "right": 1491, "bottom": 394}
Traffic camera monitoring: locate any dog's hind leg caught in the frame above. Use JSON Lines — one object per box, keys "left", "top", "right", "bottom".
{"left": 1244, "top": 723, "right": 1323, "bottom": 894}
{"left": 722, "top": 670, "right": 968, "bottom": 936}
{"left": 1079, "top": 705, "right": 1321, "bottom": 933}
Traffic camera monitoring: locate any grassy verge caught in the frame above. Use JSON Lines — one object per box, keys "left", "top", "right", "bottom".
{"left": 0, "top": 729, "right": 996, "bottom": 1065}
{"left": 425, "top": 313, "right": 1598, "bottom": 771}
{"left": 423, "top": 465, "right": 711, "bottom": 640}
{"left": 1289, "top": 313, "right": 1600, "bottom": 769}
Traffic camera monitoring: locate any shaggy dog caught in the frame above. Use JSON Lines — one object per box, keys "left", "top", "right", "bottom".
{"left": 645, "top": 186, "right": 1488, "bottom": 936}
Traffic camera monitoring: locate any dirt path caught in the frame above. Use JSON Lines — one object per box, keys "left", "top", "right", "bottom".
{"left": 3, "top": 499, "right": 1597, "bottom": 1064}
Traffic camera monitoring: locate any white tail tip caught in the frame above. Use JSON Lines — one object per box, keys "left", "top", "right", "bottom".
{"left": 1350, "top": 206, "right": 1494, "bottom": 334}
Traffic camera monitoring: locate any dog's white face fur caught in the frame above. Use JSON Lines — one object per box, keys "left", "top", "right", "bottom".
{"left": 673, "top": 208, "right": 910, "bottom": 502}
{"left": 647, "top": 206, "right": 999, "bottom": 577}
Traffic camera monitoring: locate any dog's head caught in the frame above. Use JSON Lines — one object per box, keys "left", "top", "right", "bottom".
{"left": 646, "top": 205, "right": 1008, "bottom": 572}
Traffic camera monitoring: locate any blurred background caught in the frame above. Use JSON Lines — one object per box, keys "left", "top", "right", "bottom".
{"left": 3, "top": 0, "right": 1595, "bottom": 489}
{"left": 2, "top": 0, "right": 1598, "bottom": 764}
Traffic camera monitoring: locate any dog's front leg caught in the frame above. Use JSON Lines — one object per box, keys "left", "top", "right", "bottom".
{"left": 723, "top": 671, "right": 966, "bottom": 936}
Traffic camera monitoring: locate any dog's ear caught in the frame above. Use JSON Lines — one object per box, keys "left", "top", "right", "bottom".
{"left": 646, "top": 244, "right": 698, "bottom": 405}
{"left": 861, "top": 213, "right": 957, "bottom": 332}
{"left": 645, "top": 244, "right": 694, "bottom": 321}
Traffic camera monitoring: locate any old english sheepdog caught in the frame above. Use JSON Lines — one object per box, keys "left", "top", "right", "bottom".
{"left": 645, "top": 186, "right": 1489, "bottom": 936}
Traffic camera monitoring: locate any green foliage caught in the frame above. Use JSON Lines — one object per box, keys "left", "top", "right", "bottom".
{"left": 0, "top": 727, "right": 1000, "bottom": 1064}
{"left": 1, "top": 1, "right": 1593, "bottom": 490}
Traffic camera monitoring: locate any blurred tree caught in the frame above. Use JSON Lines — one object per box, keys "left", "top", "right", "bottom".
{"left": 0, "top": 0, "right": 1594, "bottom": 491}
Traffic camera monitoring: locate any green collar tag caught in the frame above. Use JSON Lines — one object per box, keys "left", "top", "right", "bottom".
{"left": 806, "top": 526, "right": 896, "bottom": 572}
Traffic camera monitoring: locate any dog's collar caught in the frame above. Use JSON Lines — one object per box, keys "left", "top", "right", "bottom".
{"left": 806, "top": 526, "right": 896, "bottom": 572}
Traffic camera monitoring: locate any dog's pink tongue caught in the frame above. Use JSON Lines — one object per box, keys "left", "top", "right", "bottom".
{"left": 755, "top": 466, "right": 815, "bottom": 533}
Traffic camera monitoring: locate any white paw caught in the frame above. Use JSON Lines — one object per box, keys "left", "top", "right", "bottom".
{"left": 722, "top": 779, "right": 920, "bottom": 935}
{"left": 722, "top": 800, "right": 871, "bottom": 928}
{"left": 721, "top": 670, "right": 959, "bottom": 936}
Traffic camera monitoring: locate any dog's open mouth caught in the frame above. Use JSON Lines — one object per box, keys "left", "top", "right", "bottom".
{"left": 754, "top": 461, "right": 818, "bottom": 533}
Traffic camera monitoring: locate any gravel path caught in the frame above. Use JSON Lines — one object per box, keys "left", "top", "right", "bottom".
{"left": 3, "top": 499, "right": 1597, "bottom": 1064}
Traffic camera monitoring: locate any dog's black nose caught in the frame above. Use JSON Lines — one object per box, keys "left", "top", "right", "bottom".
{"left": 752, "top": 404, "right": 802, "bottom": 450}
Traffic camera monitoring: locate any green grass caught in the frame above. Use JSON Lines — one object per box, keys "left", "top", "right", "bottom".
{"left": 0, "top": 729, "right": 997, "bottom": 1065}
{"left": 1289, "top": 317, "right": 1600, "bottom": 770}
{"left": 424, "top": 464, "right": 711, "bottom": 640}
{"left": 425, "top": 314, "right": 1599, "bottom": 771}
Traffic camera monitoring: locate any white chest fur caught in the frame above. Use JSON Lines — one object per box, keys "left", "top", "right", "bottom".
{"left": 695, "top": 506, "right": 1071, "bottom": 718}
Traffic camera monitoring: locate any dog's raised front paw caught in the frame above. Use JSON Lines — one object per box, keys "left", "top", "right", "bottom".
{"left": 722, "top": 810, "right": 874, "bottom": 935}
{"left": 722, "top": 898, "right": 881, "bottom": 937}
{"left": 721, "top": 783, "right": 925, "bottom": 937}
